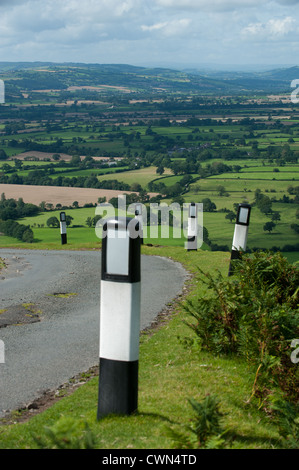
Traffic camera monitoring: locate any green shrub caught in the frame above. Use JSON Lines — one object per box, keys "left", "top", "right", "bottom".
{"left": 167, "top": 395, "right": 231, "bottom": 449}
{"left": 32, "top": 416, "right": 96, "bottom": 449}
{"left": 0, "top": 219, "right": 34, "bottom": 242}
{"left": 269, "top": 395, "right": 299, "bottom": 449}
{"left": 182, "top": 251, "right": 299, "bottom": 406}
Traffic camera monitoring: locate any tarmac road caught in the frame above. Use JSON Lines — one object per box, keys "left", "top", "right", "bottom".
{"left": 0, "top": 249, "right": 187, "bottom": 418}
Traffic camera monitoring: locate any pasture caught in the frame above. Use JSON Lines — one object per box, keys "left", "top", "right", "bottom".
{"left": 96, "top": 166, "right": 173, "bottom": 187}
{"left": 0, "top": 155, "right": 298, "bottom": 260}
{"left": 0, "top": 85, "right": 298, "bottom": 260}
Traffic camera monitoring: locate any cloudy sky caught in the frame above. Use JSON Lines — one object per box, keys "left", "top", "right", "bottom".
{"left": 0, "top": 0, "right": 299, "bottom": 70}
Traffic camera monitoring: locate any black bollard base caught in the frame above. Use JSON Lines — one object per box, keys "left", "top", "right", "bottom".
{"left": 187, "top": 235, "right": 197, "bottom": 252}
{"left": 97, "top": 358, "right": 138, "bottom": 419}
{"left": 61, "top": 233, "right": 67, "bottom": 245}
{"left": 228, "top": 249, "right": 240, "bottom": 276}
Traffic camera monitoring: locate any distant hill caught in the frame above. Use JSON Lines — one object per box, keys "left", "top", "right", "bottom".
{"left": 260, "top": 65, "right": 299, "bottom": 81}
{"left": 0, "top": 62, "right": 297, "bottom": 94}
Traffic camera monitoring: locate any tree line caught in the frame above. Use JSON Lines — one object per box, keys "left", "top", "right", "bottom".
{"left": 0, "top": 218, "right": 34, "bottom": 242}
{"left": 0, "top": 170, "right": 132, "bottom": 191}
{"left": 0, "top": 193, "right": 39, "bottom": 243}
{"left": 0, "top": 193, "right": 40, "bottom": 220}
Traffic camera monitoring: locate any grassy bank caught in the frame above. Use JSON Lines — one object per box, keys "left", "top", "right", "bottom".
{"left": 0, "top": 245, "right": 288, "bottom": 449}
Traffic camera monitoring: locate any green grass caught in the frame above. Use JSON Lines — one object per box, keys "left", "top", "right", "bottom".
{"left": 21, "top": 207, "right": 97, "bottom": 227}
{"left": 190, "top": 176, "right": 293, "bottom": 194}
{"left": 96, "top": 166, "right": 172, "bottom": 188}
{"left": 0, "top": 247, "right": 283, "bottom": 449}
{"left": 184, "top": 167, "right": 299, "bottom": 257}
{"left": 202, "top": 204, "right": 299, "bottom": 254}
{"left": 33, "top": 227, "right": 99, "bottom": 245}
{"left": 209, "top": 171, "right": 298, "bottom": 181}
{"left": 1, "top": 194, "right": 297, "bottom": 259}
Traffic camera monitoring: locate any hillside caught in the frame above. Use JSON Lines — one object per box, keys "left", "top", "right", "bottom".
{"left": 0, "top": 62, "right": 296, "bottom": 95}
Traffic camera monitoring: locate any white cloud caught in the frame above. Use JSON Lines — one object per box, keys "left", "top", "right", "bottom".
{"left": 141, "top": 18, "right": 191, "bottom": 36}
{"left": 0, "top": 0, "right": 142, "bottom": 46}
{"left": 268, "top": 16, "right": 296, "bottom": 35}
{"left": 242, "top": 16, "right": 297, "bottom": 39}
{"left": 0, "top": 0, "right": 298, "bottom": 66}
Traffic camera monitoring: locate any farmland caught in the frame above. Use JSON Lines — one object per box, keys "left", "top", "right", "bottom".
{"left": 0, "top": 63, "right": 298, "bottom": 259}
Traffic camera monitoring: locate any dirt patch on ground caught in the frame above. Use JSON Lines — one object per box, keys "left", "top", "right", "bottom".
{"left": 0, "top": 183, "right": 139, "bottom": 207}
{"left": 0, "top": 304, "right": 41, "bottom": 328}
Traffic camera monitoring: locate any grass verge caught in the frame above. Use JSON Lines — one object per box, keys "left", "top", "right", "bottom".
{"left": 0, "top": 246, "right": 284, "bottom": 449}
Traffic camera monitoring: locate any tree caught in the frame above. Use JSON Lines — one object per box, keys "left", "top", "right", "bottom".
{"left": 86, "top": 215, "right": 102, "bottom": 227}
{"left": 257, "top": 195, "right": 272, "bottom": 215}
{"left": 225, "top": 211, "right": 235, "bottom": 223}
{"left": 290, "top": 223, "right": 299, "bottom": 235}
{"left": 14, "top": 159, "right": 23, "bottom": 169}
{"left": 171, "top": 195, "right": 185, "bottom": 205}
{"left": 47, "top": 216, "right": 59, "bottom": 228}
{"left": 271, "top": 212, "right": 281, "bottom": 223}
{"left": 22, "top": 228, "right": 34, "bottom": 243}
{"left": 1, "top": 163, "right": 12, "bottom": 173}
{"left": 263, "top": 221, "right": 276, "bottom": 233}
{"left": 156, "top": 165, "right": 164, "bottom": 176}
{"left": 86, "top": 216, "right": 93, "bottom": 228}
{"left": 70, "top": 155, "right": 81, "bottom": 166}
{"left": 0, "top": 149, "right": 8, "bottom": 160}
{"left": 130, "top": 182, "right": 142, "bottom": 192}
{"left": 202, "top": 198, "right": 216, "bottom": 212}
{"left": 93, "top": 215, "right": 102, "bottom": 227}
{"left": 66, "top": 215, "right": 73, "bottom": 227}
{"left": 193, "top": 184, "right": 201, "bottom": 194}
{"left": 217, "top": 185, "right": 229, "bottom": 197}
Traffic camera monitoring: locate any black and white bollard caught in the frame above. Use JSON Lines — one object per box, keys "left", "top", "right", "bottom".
{"left": 60, "top": 211, "right": 67, "bottom": 245}
{"left": 187, "top": 202, "right": 198, "bottom": 251}
{"left": 97, "top": 216, "right": 141, "bottom": 419}
{"left": 228, "top": 203, "right": 251, "bottom": 276}
{"left": 134, "top": 203, "right": 144, "bottom": 244}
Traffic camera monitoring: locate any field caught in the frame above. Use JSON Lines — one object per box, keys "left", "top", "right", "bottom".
{"left": 0, "top": 183, "right": 138, "bottom": 207}
{"left": 97, "top": 166, "right": 173, "bottom": 187}
{"left": 1, "top": 160, "right": 298, "bottom": 259}
{"left": 0, "top": 63, "right": 298, "bottom": 259}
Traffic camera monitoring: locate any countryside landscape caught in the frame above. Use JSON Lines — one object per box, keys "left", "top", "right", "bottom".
{"left": 0, "top": 62, "right": 298, "bottom": 257}
{"left": 0, "top": 62, "right": 298, "bottom": 450}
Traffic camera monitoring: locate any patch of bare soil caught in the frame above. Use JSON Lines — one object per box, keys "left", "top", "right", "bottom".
{"left": 0, "top": 183, "right": 137, "bottom": 207}
{"left": 0, "top": 304, "right": 41, "bottom": 328}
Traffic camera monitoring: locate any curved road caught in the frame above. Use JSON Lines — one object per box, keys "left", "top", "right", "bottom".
{"left": 0, "top": 249, "right": 187, "bottom": 418}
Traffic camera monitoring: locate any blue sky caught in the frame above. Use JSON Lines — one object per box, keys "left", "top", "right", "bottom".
{"left": 0, "top": 0, "right": 299, "bottom": 70}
